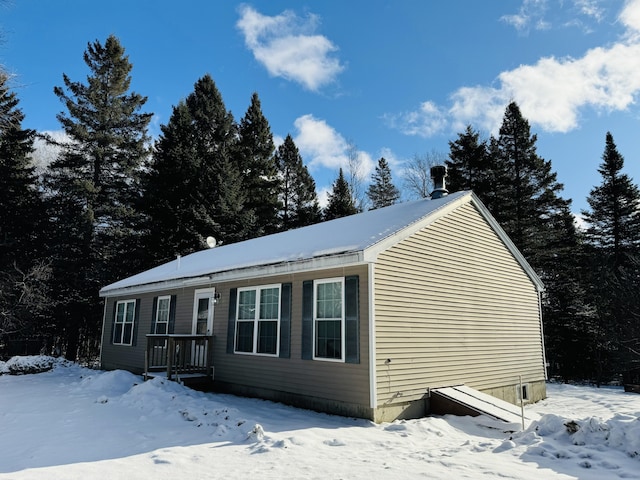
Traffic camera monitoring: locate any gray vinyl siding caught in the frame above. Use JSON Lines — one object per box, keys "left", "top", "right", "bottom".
{"left": 101, "top": 288, "right": 193, "bottom": 374}
{"left": 213, "top": 265, "right": 370, "bottom": 407}
{"left": 101, "top": 265, "right": 371, "bottom": 408}
{"left": 374, "top": 202, "right": 545, "bottom": 407}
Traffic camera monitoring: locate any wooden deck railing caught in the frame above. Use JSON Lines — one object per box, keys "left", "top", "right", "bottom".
{"left": 144, "top": 334, "right": 213, "bottom": 381}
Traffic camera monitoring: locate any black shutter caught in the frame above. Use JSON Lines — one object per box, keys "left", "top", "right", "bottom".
{"left": 301, "top": 280, "right": 313, "bottom": 360}
{"left": 150, "top": 296, "right": 158, "bottom": 334}
{"left": 279, "top": 283, "right": 292, "bottom": 358}
{"left": 168, "top": 295, "right": 177, "bottom": 334}
{"left": 227, "top": 288, "right": 237, "bottom": 354}
{"left": 132, "top": 299, "right": 141, "bottom": 346}
{"left": 110, "top": 300, "right": 117, "bottom": 344}
{"left": 345, "top": 276, "right": 359, "bottom": 364}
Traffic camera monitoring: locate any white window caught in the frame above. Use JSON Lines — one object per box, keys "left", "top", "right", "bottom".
{"left": 154, "top": 296, "right": 171, "bottom": 334}
{"left": 113, "top": 300, "right": 136, "bottom": 345}
{"left": 235, "top": 285, "right": 281, "bottom": 356}
{"left": 313, "top": 278, "right": 345, "bottom": 362}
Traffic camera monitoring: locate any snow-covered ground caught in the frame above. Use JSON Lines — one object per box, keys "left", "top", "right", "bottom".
{"left": 1, "top": 356, "right": 639, "bottom": 479}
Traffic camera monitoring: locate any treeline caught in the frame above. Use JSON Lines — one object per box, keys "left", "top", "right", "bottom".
{"left": 0, "top": 35, "right": 638, "bottom": 384}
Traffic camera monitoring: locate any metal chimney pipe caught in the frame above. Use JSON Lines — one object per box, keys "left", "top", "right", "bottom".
{"left": 430, "top": 165, "right": 449, "bottom": 199}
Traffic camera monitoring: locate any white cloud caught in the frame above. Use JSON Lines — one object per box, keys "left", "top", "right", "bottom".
{"left": 502, "top": 0, "right": 606, "bottom": 32}
{"left": 388, "top": 1, "right": 640, "bottom": 136}
{"left": 501, "top": 0, "right": 549, "bottom": 32}
{"left": 574, "top": 0, "right": 605, "bottom": 21}
{"left": 383, "top": 101, "right": 448, "bottom": 138}
{"left": 292, "top": 114, "right": 374, "bottom": 177}
{"left": 620, "top": 0, "right": 640, "bottom": 37}
{"left": 236, "top": 6, "right": 344, "bottom": 92}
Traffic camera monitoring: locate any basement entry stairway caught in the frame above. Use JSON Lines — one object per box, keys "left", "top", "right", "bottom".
{"left": 430, "top": 385, "right": 530, "bottom": 426}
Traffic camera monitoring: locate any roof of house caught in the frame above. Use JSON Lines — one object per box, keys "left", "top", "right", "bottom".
{"left": 99, "top": 190, "right": 543, "bottom": 297}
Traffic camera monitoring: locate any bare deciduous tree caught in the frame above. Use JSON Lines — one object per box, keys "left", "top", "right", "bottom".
{"left": 346, "top": 140, "right": 367, "bottom": 211}
{"left": 0, "top": 260, "right": 52, "bottom": 336}
{"left": 402, "top": 150, "right": 447, "bottom": 199}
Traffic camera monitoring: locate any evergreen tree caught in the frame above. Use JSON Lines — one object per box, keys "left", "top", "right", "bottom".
{"left": 446, "top": 125, "right": 492, "bottom": 199}
{"left": 142, "top": 101, "right": 209, "bottom": 264}
{"left": 275, "top": 134, "right": 321, "bottom": 230}
{"left": 582, "top": 132, "right": 640, "bottom": 262}
{"left": 0, "top": 72, "right": 40, "bottom": 261}
{"left": 0, "top": 72, "right": 50, "bottom": 340}
{"left": 581, "top": 132, "right": 640, "bottom": 380}
{"left": 324, "top": 168, "right": 357, "bottom": 220}
{"left": 237, "top": 93, "right": 279, "bottom": 236}
{"left": 448, "top": 104, "right": 588, "bottom": 381}
{"left": 143, "top": 74, "right": 251, "bottom": 265}
{"left": 44, "top": 35, "right": 151, "bottom": 360}
{"left": 366, "top": 157, "right": 400, "bottom": 209}
{"left": 493, "top": 102, "right": 569, "bottom": 263}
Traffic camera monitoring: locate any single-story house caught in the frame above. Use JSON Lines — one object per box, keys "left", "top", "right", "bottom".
{"left": 99, "top": 187, "right": 547, "bottom": 422}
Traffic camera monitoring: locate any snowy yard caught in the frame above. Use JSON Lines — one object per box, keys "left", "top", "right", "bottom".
{"left": 1, "top": 357, "right": 639, "bottom": 479}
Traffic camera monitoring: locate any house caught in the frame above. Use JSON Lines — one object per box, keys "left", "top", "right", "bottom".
{"left": 99, "top": 183, "right": 547, "bottom": 422}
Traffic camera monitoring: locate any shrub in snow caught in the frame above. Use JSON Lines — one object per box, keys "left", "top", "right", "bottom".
{"left": 0, "top": 355, "right": 70, "bottom": 375}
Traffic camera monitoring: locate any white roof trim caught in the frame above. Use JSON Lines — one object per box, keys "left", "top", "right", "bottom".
{"left": 100, "top": 252, "right": 366, "bottom": 297}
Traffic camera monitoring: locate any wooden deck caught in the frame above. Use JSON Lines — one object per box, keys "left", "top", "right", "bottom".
{"left": 144, "top": 334, "right": 213, "bottom": 382}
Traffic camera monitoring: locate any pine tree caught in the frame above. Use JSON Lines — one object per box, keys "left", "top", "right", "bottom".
{"left": 143, "top": 74, "right": 251, "bottom": 265}
{"left": 0, "top": 72, "right": 50, "bottom": 339}
{"left": 275, "top": 134, "right": 321, "bottom": 230}
{"left": 446, "top": 125, "right": 491, "bottom": 199}
{"left": 142, "top": 101, "right": 208, "bottom": 264}
{"left": 493, "top": 102, "right": 569, "bottom": 263}
{"left": 582, "top": 132, "right": 640, "bottom": 262}
{"left": 448, "top": 104, "right": 588, "bottom": 381}
{"left": 581, "top": 132, "right": 640, "bottom": 380}
{"left": 237, "top": 93, "right": 279, "bottom": 236}
{"left": 0, "top": 72, "right": 40, "bottom": 261}
{"left": 366, "top": 157, "right": 399, "bottom": 209}
{"left": 324, "top": 168, "right": 357, "bottom": 220}
{"left": 44, "top": 35, "right": 151, "bottom": 360}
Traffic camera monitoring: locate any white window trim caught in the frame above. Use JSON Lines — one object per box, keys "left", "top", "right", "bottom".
{"left": 312, "top": 277, "right": 345, "bottom": 363}
{"left": 114, "top": 299, "right": 136, "bottom": 346}
{"left": 234, "top": 284, "right": 281, "bottom": 357}
{"left": 154, "top": 295, "right": 171, "bottom": 335}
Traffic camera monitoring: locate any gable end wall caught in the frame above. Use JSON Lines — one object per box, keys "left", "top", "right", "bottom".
{"left": 374, "top": 201, "right": 546, "bottom": 420}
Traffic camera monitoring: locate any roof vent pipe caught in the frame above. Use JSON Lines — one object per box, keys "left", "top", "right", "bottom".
{"left": 430, "top": 165, "right": 449, "bottom": 199}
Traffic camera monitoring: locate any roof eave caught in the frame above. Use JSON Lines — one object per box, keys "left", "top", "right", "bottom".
{"left": 99, "top": 250, "right": 367, "bottom": 298}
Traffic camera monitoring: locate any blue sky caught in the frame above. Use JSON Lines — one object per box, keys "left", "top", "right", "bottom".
{"left": 3, "top": 0, "right": 640, "bottom": 214}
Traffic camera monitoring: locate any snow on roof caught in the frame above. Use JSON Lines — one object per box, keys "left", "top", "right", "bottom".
{"left": 100, "top": 191, "right": 471, "bottom": 296}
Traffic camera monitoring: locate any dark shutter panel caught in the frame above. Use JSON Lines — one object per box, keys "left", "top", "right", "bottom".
{"left": 301, "top": 280, "right": 313, "bottom": 360}
{"left": 279, "top": 283, "right": 292, "bottom": 358}
{"left": 132, "top": 299, "right": 141, "bottom": 346}
{"left": 150, "top": 296, "right": 158, "bottom": 334}
{"left": 110, "top": 300, "right": 117, "bottom": 344}
{"left": 168, "top": 295, "right": 177, "bottom": 334}
{"left": 227, "top": 288, "right": 237, "bottom": 354}
{"left": 345, "top": 275, "right": 360, "bottom": 364}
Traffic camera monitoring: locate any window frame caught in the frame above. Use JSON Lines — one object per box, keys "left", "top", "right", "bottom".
{"left": 234, "top": 284, "right": 281, "bottom": 357}
{"left": 312, "top": 277, "right": 345, "bottom": 363}
{"left": 113, "top": 299, "right": 136, "bottom": 346}
{"left": 154, "top": 295, "right": 171, "bottom": 335}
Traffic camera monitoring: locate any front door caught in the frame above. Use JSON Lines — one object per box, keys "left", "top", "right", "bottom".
{"left": 192, "top": 288, "right": 215, "bottom": 366}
